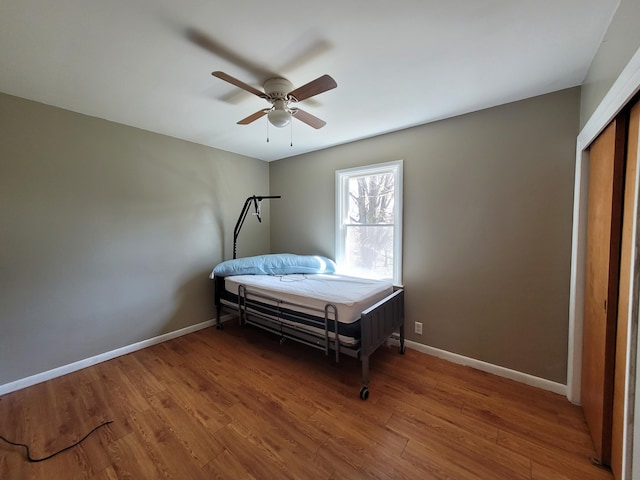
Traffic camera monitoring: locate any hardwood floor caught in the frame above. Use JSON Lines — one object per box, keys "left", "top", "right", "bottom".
{"left": 0, "top": 320, "right": 613, "bottom": 479}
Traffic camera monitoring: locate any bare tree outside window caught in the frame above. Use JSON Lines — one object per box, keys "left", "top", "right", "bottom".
{"left": 346, "top": 173, "right": 395, "bottom": 278}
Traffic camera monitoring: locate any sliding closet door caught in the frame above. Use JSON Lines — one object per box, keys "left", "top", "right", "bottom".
{"left": 581, "top": 116, "right": 626, "bottom": 467}
{"left": 611, "top": 100, "right": 640, "bottom": 479}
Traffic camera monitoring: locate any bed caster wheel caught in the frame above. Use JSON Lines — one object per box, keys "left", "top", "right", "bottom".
{"left": 215, "top": 323, "right": 223, "bottom": 330}
{"left": 359, "top": 386, "right": 369, "bottom": 401}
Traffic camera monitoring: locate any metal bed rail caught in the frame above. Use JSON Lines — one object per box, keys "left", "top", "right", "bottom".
{"left": 237, "top": 284, "right": 345, "bottom": 363}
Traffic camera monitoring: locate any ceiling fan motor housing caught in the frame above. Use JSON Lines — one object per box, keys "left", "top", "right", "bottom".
{"left": 264, "top": 78, "right": 294, "bottom": 102}
{"left": 265, "top": 78, "right": 294, "bottom": 127}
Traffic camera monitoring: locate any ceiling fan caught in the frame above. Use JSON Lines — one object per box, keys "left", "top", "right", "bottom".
{"left": 212, "top": 71, "right": 337, "bottom": 129}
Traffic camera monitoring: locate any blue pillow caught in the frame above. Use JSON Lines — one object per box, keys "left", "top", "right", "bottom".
{"left": 211, "top": 253, "right": 337, "bottom": 277}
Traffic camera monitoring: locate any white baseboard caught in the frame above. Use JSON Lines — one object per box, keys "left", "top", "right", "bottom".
{"left": 402, "top": 339, "right": 567, "bottom": 396}
{"left": 2, "top": 317, "right": 566, "bottom": 399}
{"left": 0, "top": 314, "right": 235, "bottom": 396}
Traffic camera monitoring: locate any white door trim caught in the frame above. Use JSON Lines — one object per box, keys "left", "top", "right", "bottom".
{"left": 567, "top": 46, "right": 640, "bottom": 479}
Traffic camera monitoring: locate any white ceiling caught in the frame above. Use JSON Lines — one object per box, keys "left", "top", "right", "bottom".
{"left": 0, "top": 0, "right": 620, "bottom": 162}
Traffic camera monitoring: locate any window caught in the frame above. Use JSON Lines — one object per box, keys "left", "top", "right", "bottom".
{"left": 335, "top": 160, "right": 403, "bottom": 284}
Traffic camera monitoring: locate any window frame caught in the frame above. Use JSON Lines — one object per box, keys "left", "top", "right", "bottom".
{"left": 335, "top": 160, "right": 403, "bottom": 284}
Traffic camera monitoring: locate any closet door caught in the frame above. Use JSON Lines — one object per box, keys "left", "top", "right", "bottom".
{"left": 611, "top": 100, "right": 640, "bottom": 479}
{"left": 581, "top": 116, "right": 626, "bottom": 467}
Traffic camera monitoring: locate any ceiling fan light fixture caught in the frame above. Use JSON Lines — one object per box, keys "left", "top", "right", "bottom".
{"left": 267, "top": 108, "right": 291, "bottom": 128}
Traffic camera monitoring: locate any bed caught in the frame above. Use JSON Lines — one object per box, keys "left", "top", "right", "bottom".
{"left": 210, "top": 253, "right": 405, "bottom": 400}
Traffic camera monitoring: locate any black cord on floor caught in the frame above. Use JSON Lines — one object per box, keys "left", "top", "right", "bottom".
{"left": 0, "top": 420, "right": 113, "bottom": 462}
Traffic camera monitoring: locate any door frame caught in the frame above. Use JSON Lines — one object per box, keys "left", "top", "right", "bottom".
{"left": 568, "top": 45, "right": 640, "bottom": 479}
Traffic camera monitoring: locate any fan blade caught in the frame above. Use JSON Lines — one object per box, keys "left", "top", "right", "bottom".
{"left": 291, "top": 109, "right": 327, "bottom": 129}
{"left": 288, "top": 74, "right": 337, "bottom": 102}
{"left": 238, "top": 109, "right": 269, "bottom": 125}
{"left": 188, "top": 29, "right": 277, "bottom": 80}
{"left": 212, "top": 71, "right": 267, "bottom": 98}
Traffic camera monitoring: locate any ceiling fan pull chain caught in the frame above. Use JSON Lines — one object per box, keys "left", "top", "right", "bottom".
{"left": 266, "top": 116, "right": 270, "bottom": 143}
{"left": 290, "top": 120, "right": 293, "bottom": 147}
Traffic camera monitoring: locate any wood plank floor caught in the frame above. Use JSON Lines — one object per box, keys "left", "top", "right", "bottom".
{"left": 0, "top": 320, "right": 613, "bottom": 479}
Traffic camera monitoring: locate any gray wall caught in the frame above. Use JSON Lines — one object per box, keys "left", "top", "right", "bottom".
{"left": 580, "top": 0, "right": 640, "bottom": 127}
{"left": 270, "top": 88, "right": 580, "bottom": 383}
{"left": 0, "top": 93, "right": 270, "bottom": 386}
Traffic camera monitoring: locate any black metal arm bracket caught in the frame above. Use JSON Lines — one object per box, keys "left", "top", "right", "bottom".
{"left": 233, "top": 195, "right": 281, "bottom": 259}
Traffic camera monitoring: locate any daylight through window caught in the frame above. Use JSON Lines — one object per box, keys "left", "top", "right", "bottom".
{"left": 335, "top": 161, "right": 403, "bottom": 284}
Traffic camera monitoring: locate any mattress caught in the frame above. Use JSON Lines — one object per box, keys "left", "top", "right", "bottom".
{"left": 222, "top": 273, "right": 394, "bottom": 345}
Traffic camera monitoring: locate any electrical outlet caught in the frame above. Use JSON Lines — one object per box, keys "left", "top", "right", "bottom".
{"left": 414, "top": 322, "right": 423, "bottom": 335}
